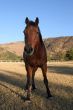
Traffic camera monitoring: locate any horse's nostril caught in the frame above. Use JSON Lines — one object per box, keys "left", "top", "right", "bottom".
{"left": 30, "top": 47, "right": 33, "bottom": 52}
{"left": 24, "top": 47, "right": 27, "bottom": 52}
{"left": 24, "top": 46, "right": 34, "bottom": 55}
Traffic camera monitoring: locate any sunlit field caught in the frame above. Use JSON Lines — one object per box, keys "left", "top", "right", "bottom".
{"left": 0, "top": 61, "right": 73, "bottom": 110}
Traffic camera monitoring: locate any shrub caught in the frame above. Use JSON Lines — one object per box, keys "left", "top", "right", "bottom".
{"left": 0, "top": 51, "right": 22, "bottom": 61}
{"left": 47, "top": 54, "right": 51, "bottom": 61}
{"left": 65, "top": 48, "right": 73, "bottom": 60}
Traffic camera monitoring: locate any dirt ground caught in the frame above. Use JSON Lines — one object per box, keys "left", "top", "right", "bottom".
{"left": 0, "top": 61, "right": 73, "bottom": 110}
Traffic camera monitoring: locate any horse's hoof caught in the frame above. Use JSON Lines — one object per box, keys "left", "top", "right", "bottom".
{"left": 20, "top": 96, "right": 26, "bottom": 101}
{"left": 24, "top": 86, "right": 28, "bottom": 92}
{"left": 47, "top": 94, "right": 53, "bottom": 99}
{"left": 25, "top": 97, "right": 31, "bottom": 102}
{"left": 24, "top": 88, "right": 28, "bottom": 92}
{"left": 25, "top": 85, "right": 28, "bottom": 90}
{"left": 32, "top": 86, "right": 37, "bottom": 90}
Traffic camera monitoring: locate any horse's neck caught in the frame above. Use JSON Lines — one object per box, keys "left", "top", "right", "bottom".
{"left": 36, "top": 39, "right": 44, "bottom": 54}
{"left": 36, "top": 31, "right": 44, "bottom": 53}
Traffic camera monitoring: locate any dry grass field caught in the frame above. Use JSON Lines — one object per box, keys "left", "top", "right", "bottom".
{"left": 0, "top": 61, "right": 73, "bottom": 110}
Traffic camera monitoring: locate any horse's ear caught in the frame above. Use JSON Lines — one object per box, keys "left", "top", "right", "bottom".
{"left": 35, "top": 17, "right": 39, "bottom": 25}
{"left": 25, "top": 17, "right": 29, "bottom": 25}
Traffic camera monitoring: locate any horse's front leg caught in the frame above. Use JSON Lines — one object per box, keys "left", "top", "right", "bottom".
{"left": 32, "top": 67, "right": 37, "bottom": 90}
{"left": 25, "top": 65, "right": 33, "bottom": 100}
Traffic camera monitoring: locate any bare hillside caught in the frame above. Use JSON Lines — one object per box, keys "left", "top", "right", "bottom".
{"left": 0, "top": 41, "right": 24, "bottom": 57}
{"left": 0, "top": 36, "right": 73, "bottom": 58}
{"left": 44, "top": 36, "right": 73, "bottom": 52}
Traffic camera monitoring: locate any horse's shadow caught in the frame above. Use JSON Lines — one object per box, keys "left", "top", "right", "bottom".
{"left": 0, "top": 70, "right": 49, "bottom": 96}
{"left": 48, "top": 65, "right": 73, "bottom": 75}
{"left": 0, "top": 69, "right": 46, "bottom": 100}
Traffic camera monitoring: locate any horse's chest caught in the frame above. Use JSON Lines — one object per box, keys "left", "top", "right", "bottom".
{"left": 24, "top": 45, "right": 47, "bottom": 66}
{"left": 25, "top": 56, "right": 41, "bottom": 66}
{"left": 24, "top": 53, "right": 46, "bottom": 67}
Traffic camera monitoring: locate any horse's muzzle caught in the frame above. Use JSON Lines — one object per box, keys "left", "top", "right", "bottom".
{"left": 24, "top": 45, "right": 34, "bottom": 56}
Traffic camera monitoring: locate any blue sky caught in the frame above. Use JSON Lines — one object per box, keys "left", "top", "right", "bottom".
{"left": 0, "top": 0, "right": 73, "bottom": 43}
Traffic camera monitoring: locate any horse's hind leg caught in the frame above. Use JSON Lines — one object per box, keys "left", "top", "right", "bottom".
{"left": 32, "top": 67, "right": 37, "bottom": 90}
{"left": 41, "top": 63, "right": 52, "bottom": 98}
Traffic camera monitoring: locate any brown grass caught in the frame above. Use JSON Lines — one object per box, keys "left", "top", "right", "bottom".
{"left": 0, "top": 61, "right": 73, "bottom": 110}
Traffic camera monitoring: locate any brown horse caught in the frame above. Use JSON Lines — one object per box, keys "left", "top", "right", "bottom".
{"left": 23, "top": 17, "right": 52, "bottom": 100}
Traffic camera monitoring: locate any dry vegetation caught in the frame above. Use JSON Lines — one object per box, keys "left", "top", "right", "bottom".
{"left": 0, "top": 36, "right": 73, "bottom": 58}
{"left": 0, "top": 41, "right": 24, "bottom": 56}
{"left": 0, "top": 61, "right": 73, "bottom": 110}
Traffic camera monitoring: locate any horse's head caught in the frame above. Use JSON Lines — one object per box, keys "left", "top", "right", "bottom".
{"left": 23, "top": 17, "right": 42, "bottom": 56}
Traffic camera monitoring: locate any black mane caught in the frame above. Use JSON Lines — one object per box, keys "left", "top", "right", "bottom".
{"left": 38, "top": 28, "right": 43, "bottom": 44}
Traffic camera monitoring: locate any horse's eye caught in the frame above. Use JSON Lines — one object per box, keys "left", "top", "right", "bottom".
{"left": 37, "top": 31, "right": 39, "bottom": 34}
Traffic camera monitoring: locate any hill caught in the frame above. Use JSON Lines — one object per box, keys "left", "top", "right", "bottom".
{"left": 0, "top": 47, "right": 21, "bottom": 61}
{"left": 0, "top": 36, "right": 73, "bottom": 60}
{"left": 44, "top": 36, "right": 73, "bottom": 60}
{"left": 0, "top": 41, "right": 24, "bottom": 57}
{"left": 44, "top": 36, "right": 73, "bottom": 52}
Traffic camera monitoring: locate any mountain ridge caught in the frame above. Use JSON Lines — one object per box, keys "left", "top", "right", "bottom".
{"left": 0, "top": 36, "right": 73, "bottom": 60}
